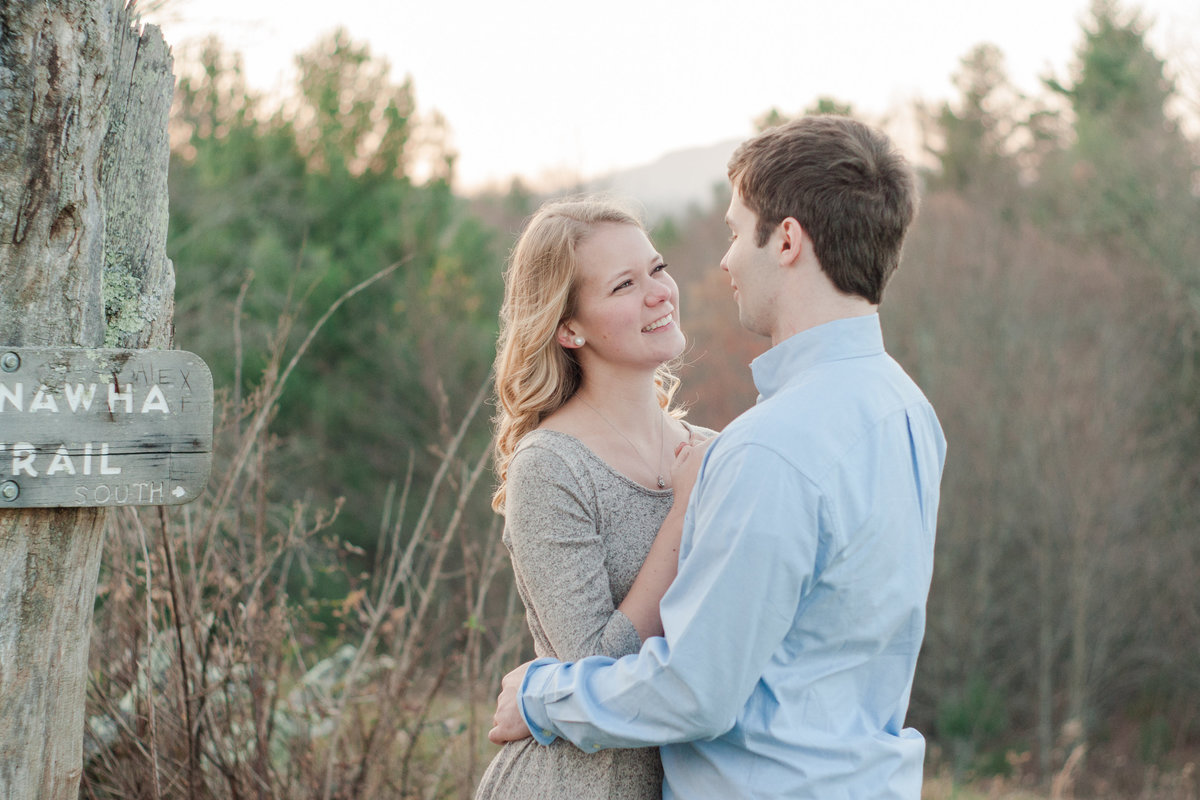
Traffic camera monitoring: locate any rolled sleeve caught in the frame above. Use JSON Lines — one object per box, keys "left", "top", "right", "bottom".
{"left": 520, "top": 658, "right": 563, "bottom": 745}
{"left": 506, "top": 446, "right": 645, "bottom": 661}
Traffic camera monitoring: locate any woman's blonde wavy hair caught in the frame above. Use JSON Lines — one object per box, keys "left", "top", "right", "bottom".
{"left": 491, "top": 197, "right": 682, "bottom": 512}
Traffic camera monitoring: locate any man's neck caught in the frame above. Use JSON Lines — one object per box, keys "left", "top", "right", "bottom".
{"left": 770, "top": 295, "right": 878, "bottom": 347}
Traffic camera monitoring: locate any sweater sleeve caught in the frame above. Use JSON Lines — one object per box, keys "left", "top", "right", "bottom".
{"left": 504, "top": 444, "right": 643, "bottom": 662}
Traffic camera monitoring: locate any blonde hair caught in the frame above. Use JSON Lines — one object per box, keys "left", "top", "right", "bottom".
{"left": 491, "top": 197, "right": 681, "bottom": 512}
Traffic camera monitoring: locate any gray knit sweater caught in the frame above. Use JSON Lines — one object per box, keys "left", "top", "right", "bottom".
{"left": 476, "top": 426, "right": 708, "bottom": 800}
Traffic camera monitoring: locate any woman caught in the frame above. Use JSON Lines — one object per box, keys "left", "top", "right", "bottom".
{"left": 475, "top": 198, "right": 711, "bottom": 799}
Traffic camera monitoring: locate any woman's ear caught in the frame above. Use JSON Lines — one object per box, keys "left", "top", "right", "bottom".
{"left": 556, "top": 321, "right": 584, "bottom": 349}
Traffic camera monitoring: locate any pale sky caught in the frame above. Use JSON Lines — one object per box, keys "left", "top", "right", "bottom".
{"left": 141, "top": 0, "right": 1200, "bottom": 191}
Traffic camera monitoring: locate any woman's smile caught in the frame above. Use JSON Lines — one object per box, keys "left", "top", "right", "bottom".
{"left": 642, "top": 312, "right": 674, "bottom": 333}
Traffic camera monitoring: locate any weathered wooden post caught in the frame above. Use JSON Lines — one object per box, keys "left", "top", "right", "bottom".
{"left": 0, "top": 2, "right": 180, "bottom": 797}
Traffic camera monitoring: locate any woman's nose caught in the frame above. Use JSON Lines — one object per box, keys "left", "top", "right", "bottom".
{"left": 647, "top": 279, "right": 671, "bottom": 304}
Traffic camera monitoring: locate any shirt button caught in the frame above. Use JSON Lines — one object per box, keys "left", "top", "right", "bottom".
{"left": 542, "top": 730, "right": 553, "bottom": 739}
{"left": 592, "top": 744, "right": 602, "bottom": 750}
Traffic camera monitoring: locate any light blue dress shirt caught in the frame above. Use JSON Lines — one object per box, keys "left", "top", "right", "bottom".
{"left": 519, "top": 314, "right": 946, "bottom": 799}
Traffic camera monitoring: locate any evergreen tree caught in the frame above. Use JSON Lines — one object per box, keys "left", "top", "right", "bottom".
{"left": 753, "top": 97, "right": 855, "bottom": 132}
{"left": 167, "top": 33, "right": 503, "bottom": 576}
{"left": 927, "top": 43, "right": 1021, "bottom": 201}
{"left": 1039, "top": 0, "right": 1198, "bottom": 279}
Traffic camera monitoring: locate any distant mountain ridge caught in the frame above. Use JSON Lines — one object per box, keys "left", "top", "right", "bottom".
{"left": 585, "top": 138, "right": 740, "bottom": 219}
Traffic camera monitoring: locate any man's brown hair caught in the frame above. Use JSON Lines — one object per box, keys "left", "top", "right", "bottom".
{"left": 727, "top": 115, "right": 917, "bottom": 304}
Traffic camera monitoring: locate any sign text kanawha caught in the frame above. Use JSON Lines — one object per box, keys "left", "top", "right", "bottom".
{"left": 0, "top": 348, "right": 213, "bottom": 508}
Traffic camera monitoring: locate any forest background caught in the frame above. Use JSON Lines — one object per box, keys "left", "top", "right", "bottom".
{"left": 81, "top": 1, "right": 1200, "bottom": 798}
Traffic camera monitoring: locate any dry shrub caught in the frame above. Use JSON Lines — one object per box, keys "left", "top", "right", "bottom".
{"left": 82, "top": 265, "right": 525, "bottom": 799}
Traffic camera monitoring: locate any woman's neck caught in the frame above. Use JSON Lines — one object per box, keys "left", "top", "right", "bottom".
{"left": 573, "top": 370, "right": 664, "bottom": 438}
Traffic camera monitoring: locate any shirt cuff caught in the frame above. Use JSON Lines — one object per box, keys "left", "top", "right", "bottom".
{"left": 519, "top": 657, "right": 561, "bottom": 745}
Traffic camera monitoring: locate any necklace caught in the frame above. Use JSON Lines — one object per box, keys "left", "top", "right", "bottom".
{"left": 576, "top": 395, "right": 667, "bottom": 489}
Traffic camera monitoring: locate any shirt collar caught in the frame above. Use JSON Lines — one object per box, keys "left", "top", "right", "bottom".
{"left": 750, "top": 313, "right": 885, "bottom": 400}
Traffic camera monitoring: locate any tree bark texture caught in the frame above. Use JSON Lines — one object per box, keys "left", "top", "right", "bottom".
{"left": 0, "top": 2, "right": 174, "bottom": 798}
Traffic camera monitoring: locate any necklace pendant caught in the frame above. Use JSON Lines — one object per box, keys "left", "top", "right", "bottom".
{"left": 657, "top": 475, "right": 666, "bottom": 489}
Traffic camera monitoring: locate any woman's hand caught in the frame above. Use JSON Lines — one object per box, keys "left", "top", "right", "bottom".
{"left": 669, "top": 433, "right": 714, "bottom": 511}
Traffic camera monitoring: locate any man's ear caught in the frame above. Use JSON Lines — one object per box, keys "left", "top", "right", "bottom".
{"left": 777, "top": 217, "right": 808, "bottom": 267}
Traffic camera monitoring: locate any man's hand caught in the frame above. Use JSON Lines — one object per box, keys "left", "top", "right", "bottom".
{"left": 488, "top": 661, "right": 535, "bottom": 744}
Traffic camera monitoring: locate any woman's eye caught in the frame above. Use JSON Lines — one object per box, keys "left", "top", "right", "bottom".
{"left": 612, "top": 280, "right": 633, "bottom": 293}
{"left": 653, "top": 263, "right": 669, "bottom": 273}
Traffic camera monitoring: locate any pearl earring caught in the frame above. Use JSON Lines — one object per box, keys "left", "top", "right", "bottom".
{"left": 572, "top": 336, "right": 585, "bottom": 347}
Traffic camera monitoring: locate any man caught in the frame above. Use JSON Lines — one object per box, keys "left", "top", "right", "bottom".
{"left": 489, "top": 115, "right": 946, "bottom": 799}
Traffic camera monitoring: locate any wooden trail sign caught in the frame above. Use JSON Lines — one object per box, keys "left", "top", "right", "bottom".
{"left": 0, "top": 347, "right": 213, "bottom": 508}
